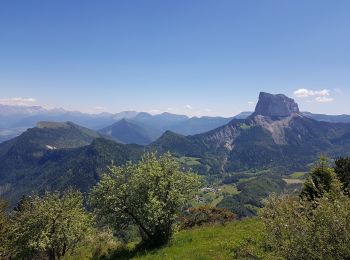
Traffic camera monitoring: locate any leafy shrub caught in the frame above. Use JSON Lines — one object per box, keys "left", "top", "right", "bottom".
{"left": 254, "top": 158, "right": 350, "bottom": 259}
{"left": 260, "top": 191, "right": 350, "bottom": 259}
{"left": 335, "top": 156, "right": 350, "bottom": 194}
{"left": 300, "top": 157, "right": 338, "bottom": 201}
{"left": 63, "top": 229, "right": 122, "bottom": 260}
{"left": 91, "top": 152, "right": 201, "bottom": 248}
{"left": 180, "top": 205, "right": 235, "bottom": 229}
{"left": 0, "top": 199, "right": 9, "bottom": 257}
{"left": 7, "top": 190, "right": 93, "bottom": 259}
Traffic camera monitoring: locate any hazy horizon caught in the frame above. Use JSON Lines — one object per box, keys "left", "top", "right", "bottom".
{"left": 1, "top": 91, "right": 349, "bottom": 118}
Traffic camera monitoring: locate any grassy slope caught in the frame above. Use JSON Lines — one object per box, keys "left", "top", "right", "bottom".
{"left": 133, "top": 218, "right": 264, "bottom": 260}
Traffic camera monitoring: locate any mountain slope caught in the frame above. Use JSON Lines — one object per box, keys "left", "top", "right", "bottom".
{"left": 223, "top": 111, "right": 350, "bottom": 123}
{"left": 2, "top": 92, "right": 350, "bottom": 210}
{"left": 166, "top": 116, "right": 232, "bottom": 136}
{"left": 0, "top": 122, "right": 143, "bottom": 204}
{"left": 133, "top": 112, "right": 189, "bottom": 129}
{"left": 0, "top": 137, "right": 143, "bottom": 205}
{"left": 0, "top": 121, "right": 101, "bottom": 155}
{"left": 100, "top": 115, "right": 233, "bottom": 145}
{"left": 99, "top": 119, "right": 157, "bottom": 145}
{"left": 2, "top": 103, "right": 349, "bottom": 145}
{"left": 0, "top": 105, "right": 233, "bottom": 145}
{"left": 0, "top": 105, "right": 140, "bottom": 142}
{"left": 132, "top": 112, "right": 233, "bottom": 137}
{"left": 0, "top": 121, "right": 102, "bottom": 177}
{"left": 151, "top": 92, "right": 350, "bottom": 173}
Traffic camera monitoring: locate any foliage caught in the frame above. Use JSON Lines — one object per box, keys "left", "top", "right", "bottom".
{"left": 7, "top": 190, "right": 93, "bottom": 259}
{"left": 232, "top": 236, "right": 283, "bottom": 260}
{"left": 62, "top": 229, "right": 122, "bottom": 260}
{"left": 335, "top": 156, "right": 350, "bottom": 194}
{"left": 0, "top": 199, "right": 9, "bottom": 256}
{"left": 300, "top": 157, "right": 339, "bottom": 201}
{"left": 90, "top": 152, "right": 201, "bottom": 247}
{"left": 218, "top": 175, "right": 286, "bottom": 218}
{"left": 0, "top": 137, "right": 143, "bottom": 207}
{"left": 259, "top": 190, "right": 350, "bottom": 259}
{"left": 179, "top": 205, "right": 235, "bottom": 229}
{"left": 238, "top": 157, "right": 350, "bottom": 259}
{"left": 2, "top": 108, "right": 350, "bottom": 209}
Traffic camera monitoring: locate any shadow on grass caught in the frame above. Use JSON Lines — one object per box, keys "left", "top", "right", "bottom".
{"left": 98, "top": 242, "right": 168, "bottom": 260}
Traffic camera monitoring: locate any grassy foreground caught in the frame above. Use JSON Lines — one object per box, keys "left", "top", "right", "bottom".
{"left": 132, "top": 218, "right": 264, "bottom": 260}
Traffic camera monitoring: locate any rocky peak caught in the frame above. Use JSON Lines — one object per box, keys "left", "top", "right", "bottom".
{"left": 252, "top": 92, "right": 300, "bottom": 119}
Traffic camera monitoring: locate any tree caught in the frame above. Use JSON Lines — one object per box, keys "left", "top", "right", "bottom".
{"left": 253, "top": 158, "right": 350, "bottom": 259}
{"left": 335, "top": 157, "right": 350, "bottom": 194}
{"left": 300, "top": 157, "right": 338, "bottom": 201}
{"left": 90, "top": 152, "right": 201, "bottom": 247}
{"left": 259, "top": 190, "right": 350, "bottom": 259}
{"left": 8, "top": 190, "right": 93, "bottom": 260}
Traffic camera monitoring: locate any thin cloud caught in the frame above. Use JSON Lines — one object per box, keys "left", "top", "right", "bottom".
{"left": 185, "top": 104, "right": 193, "bottom": 110}
{"left": 294, "top": 88, "right": 334, "bottom": 103}
{"left": 0, "top": 97, "right": 37, "bottom": 106}
{"left": 293, "top": 88, "right": 330, "bottom": 98}
{"left": 315, "top": 96, "right": 334, "bottom": 103}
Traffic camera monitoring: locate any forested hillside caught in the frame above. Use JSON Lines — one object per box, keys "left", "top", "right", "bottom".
{"left": 1, "top": 92, "right": 350, "bottom": 215}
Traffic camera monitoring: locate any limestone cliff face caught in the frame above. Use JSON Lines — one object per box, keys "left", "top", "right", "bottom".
{"left": 200, "top": 120, "right": 246, "bottom": 150}
{"left": 200, "top": 93, "right": 303, "bottom": 148}
{"left": 252, "top": 92, "right": 300, "bottom": 119}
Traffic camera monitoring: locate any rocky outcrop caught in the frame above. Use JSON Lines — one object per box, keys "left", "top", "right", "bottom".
{"left": 252, "top": 92, "right": 300, "bottom": 119}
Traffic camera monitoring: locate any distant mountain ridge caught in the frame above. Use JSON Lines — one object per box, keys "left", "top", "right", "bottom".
{"left": 99, "top": 119, "right": 156, "bottom": 145}
{"left": 0, "top": 121, "right": 143, "bottom": 204}
{"left": 1, "top": 102, "right": 350, "bottom": 145}
{"left": 99, "top": 115, "right": 234, "bottom": 144}
{"left": 231, "top": 111, "right": 350, "bottom": 123}
{"left": 0, "top": 121, "right": 103, "bottom": 164}
{"left": 0, "top": 104, "right": 233, "bottom": 144}
{"left": 301, "top": 112, "right": 350, "bottom": 123}
{"left": 151, "top": 92, "right": 350, "bottom": 172}
{"left": 1, "top": 92, "right": 350, "bottom": 208}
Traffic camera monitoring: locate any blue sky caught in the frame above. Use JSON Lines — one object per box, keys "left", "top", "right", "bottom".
{"left": 0, "top": 1, "right": 349, "bottom": 116}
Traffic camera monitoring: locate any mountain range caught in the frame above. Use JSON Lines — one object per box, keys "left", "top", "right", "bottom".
{"left": 1, "top": 92, "right": 350, "bottom": 212}
{"left": 1, "top": 102, "right": 350, "bottom": 146}
{"left": 0, "top": 121, "right": 143, "bottom": 204}
{"left": 151, "top": 93, "right": 350, "bottom": 173}
{"left": 99, "top": 119, "right": 156, "bottom": 145}
{"left": 0, "top": 104, "right": 233, "bottom": 144}
{"left": 236, "top": 111, "right": 350, "bottom": 124}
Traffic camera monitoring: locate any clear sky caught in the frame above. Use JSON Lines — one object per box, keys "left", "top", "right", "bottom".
{"left": 0, "top": 0, "right": 349, "bottom": 116}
